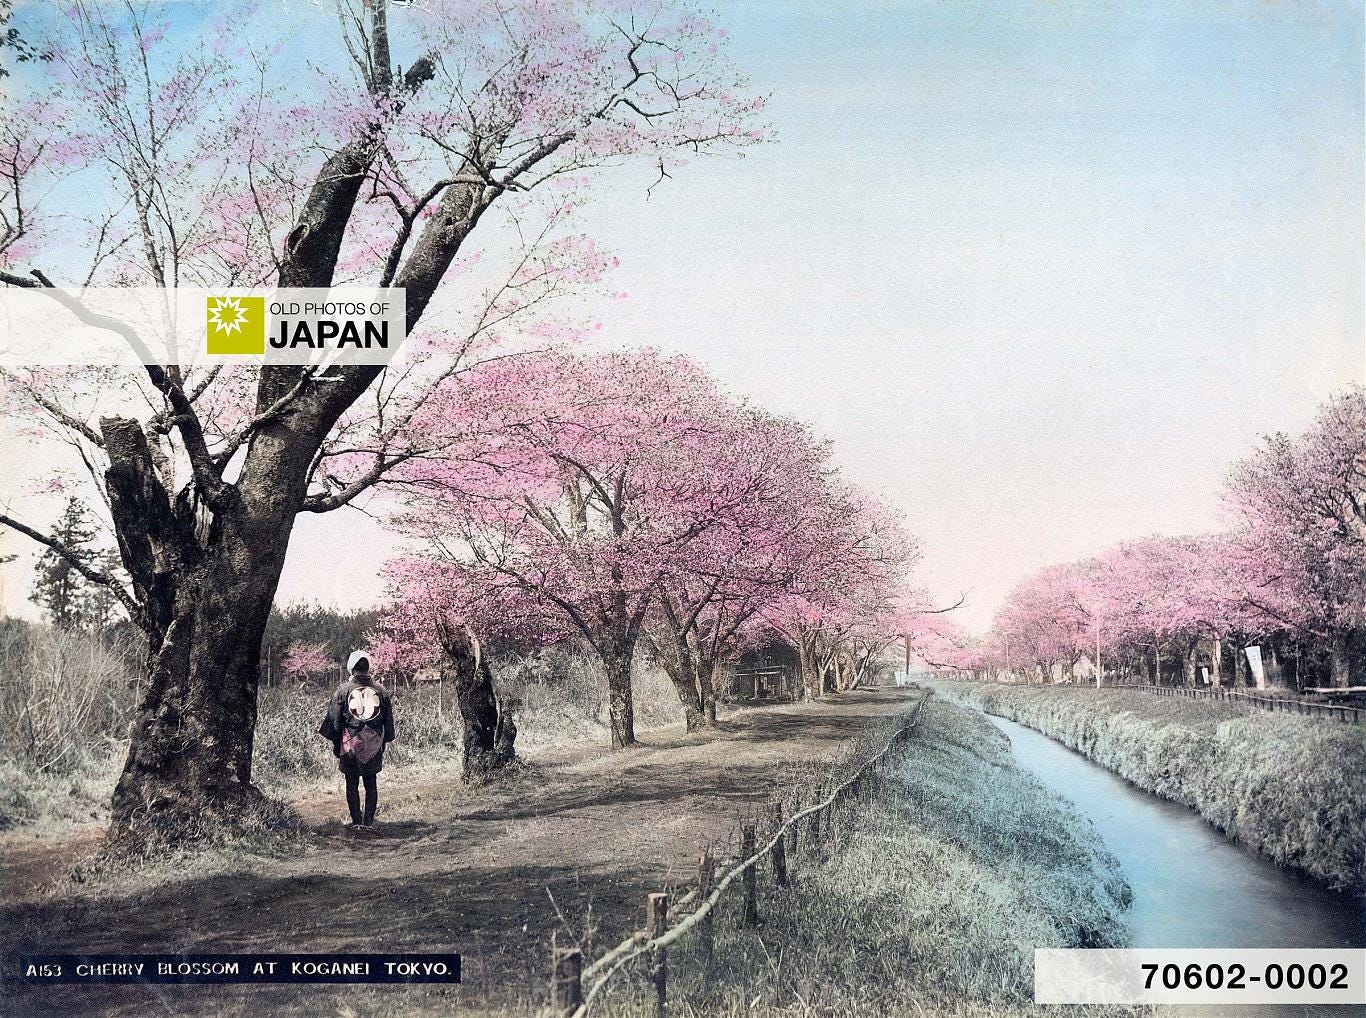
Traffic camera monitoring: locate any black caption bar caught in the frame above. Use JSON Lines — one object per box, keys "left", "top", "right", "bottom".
{"left": 14, "top": 953, "right": 460, "bottom": 985}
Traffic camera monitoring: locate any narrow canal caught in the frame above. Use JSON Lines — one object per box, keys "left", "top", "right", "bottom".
{"left": 980, "top": 712, "right": 1365, "bottom": 1015}
{"left": 984, "top": 714, "right": 1364, "bottom": 950}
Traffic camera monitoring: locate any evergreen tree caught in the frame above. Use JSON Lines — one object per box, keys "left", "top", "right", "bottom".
{"left": 32, "top": 498, "right": 104, "bottom": 629}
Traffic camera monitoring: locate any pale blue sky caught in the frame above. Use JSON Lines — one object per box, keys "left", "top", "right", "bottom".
{"left": 1, "top": 0, "right": 1362, "bottom": 629}
{"left": 584, "top": 0, "right": 1364, "bottom": 626}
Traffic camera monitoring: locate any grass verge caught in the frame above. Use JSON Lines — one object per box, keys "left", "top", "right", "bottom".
{"left": 593, "top": 695, "right": 1140, "bottom": 1017}
{"left": 933, "top": 680, "right": 1366, "bottom": 892}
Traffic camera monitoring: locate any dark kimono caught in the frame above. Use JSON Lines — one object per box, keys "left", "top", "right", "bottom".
{"left": 319, "top": 675, "right": 396, "bottom": 776}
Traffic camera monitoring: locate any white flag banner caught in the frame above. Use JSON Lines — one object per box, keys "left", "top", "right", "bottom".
{"left": 1245, "top": 646, "right": 1266, "bottom": 689}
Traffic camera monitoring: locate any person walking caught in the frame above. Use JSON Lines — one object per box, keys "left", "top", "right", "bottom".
{"left": 319, "top": 650, "right": 396, "bottom": 830}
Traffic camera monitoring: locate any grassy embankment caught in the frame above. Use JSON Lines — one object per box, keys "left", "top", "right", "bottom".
{"left": 597, "top": 695, "right": 1141, "bottom": 1018}
{"left": 934, "top": 679, "right": 1366, "bottom": 892}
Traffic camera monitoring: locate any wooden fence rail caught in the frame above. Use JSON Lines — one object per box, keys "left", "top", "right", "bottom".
{"left": 551, "top": 691, "right": 932, "bottom": 1017}
{"left": 1102, "top": 682, "right": 1362, "bottom": 723}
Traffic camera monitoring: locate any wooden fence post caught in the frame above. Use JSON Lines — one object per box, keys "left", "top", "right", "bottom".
{"left": 741, "top": 823, "right": 759, "bottom": 926}
{"left": 788, "top": 797, "right": 800, "bottom": 859}
{"left": 550, "top": 937, "right": 583, "bottom": 1016}
{"left": 697, "top": 847, "right": 715, "bottom": 966}
{"left": 770, "top": 802, "right": 788, "bottom": 887}
{"left": 646, "top": 892, "right": 669, "bottom": 1018}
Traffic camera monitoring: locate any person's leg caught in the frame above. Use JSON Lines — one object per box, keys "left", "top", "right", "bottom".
{"left": 344, "top": 773, "right": 362, "bottom": 825}
{"left": 362, "top": 773, "right": 378, "bottom": 826}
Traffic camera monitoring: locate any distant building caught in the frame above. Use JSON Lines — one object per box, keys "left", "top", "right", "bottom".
{"left": 727, "top": 641, "right": 802, "bottom": 700}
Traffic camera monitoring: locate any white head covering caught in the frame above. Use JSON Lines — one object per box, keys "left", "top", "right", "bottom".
{"left": 347, "top": 650, "right": 371, "bottom": 673}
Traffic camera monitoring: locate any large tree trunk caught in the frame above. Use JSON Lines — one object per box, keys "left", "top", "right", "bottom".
{"left": 817, "top": 655, "right": 835, "bottom": 696}
{"left": 1211, "top": 637, "right": 1223, "bottom": 688}
{"left": 103, "top": 416, "right": 314, "bottom": 844}
{"left": 1234, "top": 643, "right": 1248, "bottom": 687}
{"left": 1329, "top": 633, "right": 1352, "bottom": 688}
{"left": 601, "top": 642, "right": 636, "bottom": 749}
{"left": 660, "top": 660, "right": 705, "bottom": 732}
{"left": 676, "top": 656, "right": 720, "bottom": 732}
{"left": 699, "top": 660, "right": 718, "bottom": 725}
{"left": 680, "top": 698, "right": 705, "bottom": 732}
{"left": 437, "top": 624, "right": 516, "bottom": 780}
{"left": 796, "top": 638, "right": 820, "bottom": 700}
{"left": 11, "top": 0, "right": 459, "bottom": 852}
{"left": 649, "top": 629, "right": 716, "bottom": 733}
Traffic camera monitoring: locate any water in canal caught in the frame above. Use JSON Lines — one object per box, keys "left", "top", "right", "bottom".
{"left": 983, "top": 713, "right": 1364, "bottom": 951}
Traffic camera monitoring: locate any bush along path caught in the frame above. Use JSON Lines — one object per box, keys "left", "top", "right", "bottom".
{"left": 934, "top": 679, "right": 1366, "bottom": 891}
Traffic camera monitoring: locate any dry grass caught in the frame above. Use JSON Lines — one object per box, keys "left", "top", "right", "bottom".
{"left": 934, "top": 680, "right": 1366, "bottom": 891}
{"left": 585, "top": 697, "right": 1143, "bottom": 1018}
{"left": 0, "top": 622, "right": 136, "bottom": 831}
{"left": 0, "top": 632, "right": 685, "bottom": 838}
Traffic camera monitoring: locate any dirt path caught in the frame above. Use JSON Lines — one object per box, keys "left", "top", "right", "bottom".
{"left": 0, "top": 687, "right": 920, "bottom": 1018}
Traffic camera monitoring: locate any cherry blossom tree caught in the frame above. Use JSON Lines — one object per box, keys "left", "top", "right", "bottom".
{"left": 992, "top": 563, "right": 1090, "bottom": 683}
{"left": 280, "top": 641, "right": 332, "bottom": 682}
{"left": 0, "top": 0, "right": 762, "bottom": 842}
{"left": 1224, "top": 387, "right": 1366, "bottom": 686}
{"left": 1080, "top": 537, "right": 1255, "bottom": 686}
{"left": 973, "top": 391, "right": 1362, "bottom": 691}
{"left": 641, "top": 414, "right": 844, "bottom": 729}
{"left": 831, "top": 587, "right": 947, "bottom": 691}
{"left": 1071, "top": 537, "right": 1230, "bottom": 685}
{"left": 382, "top": 346, "right": 930, "bottom": 738}
{"left": 763, "top": 492, "right": 921, "bottom": 698}
{"left": 374, "top": 556, "right": 526, "bottom": 778}
{"left": 986, "top": 536, "right": 1275, "bottom": 688}
{"left": 908, "top": 614, "right": 981, "bottom": 675}
{"left": 385, "top": 348, "right": 801, "bottom": 747}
